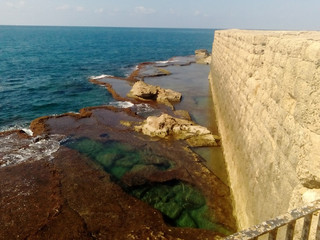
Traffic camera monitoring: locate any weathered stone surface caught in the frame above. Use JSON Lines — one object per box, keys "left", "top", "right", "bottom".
{"left": 209, "top": 29, "right": 320, "bottom": 229}
{"left": 134, "top": 113, "right": 219, "bottom": 147}
{"left": 195, "top": 49, "right": 211, "bottom": 64}
{"left": 297, "top": 133, "right": 320, "bottom": 188}
{"left": 157, "top": 88, "right": 182, "bottom": 103}
{"left": 128, "top": 80, "right": 158, "bottom": 100}
{"left": 128, "top": 81, "right": 182, "bottom": 108}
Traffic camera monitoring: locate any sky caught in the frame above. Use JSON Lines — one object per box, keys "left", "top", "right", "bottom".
{"left": 0, "top": 0, "right": 319, "bottom": 30}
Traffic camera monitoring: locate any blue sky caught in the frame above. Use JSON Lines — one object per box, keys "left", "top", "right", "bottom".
{"left": 0, "top": 0, "right": 319, "bottom": 30}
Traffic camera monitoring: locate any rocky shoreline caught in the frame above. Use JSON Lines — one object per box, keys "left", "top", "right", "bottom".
{"left": 0, "top": 51, "right": 235, "bottom": 240}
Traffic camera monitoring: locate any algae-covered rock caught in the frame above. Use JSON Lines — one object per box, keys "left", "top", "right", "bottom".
{"left": 173, "top": 184, "right": 206, "bottom": 208}
{"left": 110, "top": 166, "right": 130, "bottom": 179}
{"left": 187, "top": 206, "right": 232, "bottom": 235}
{"left": 176, "top": 211, "right": 197, "bottom": 228}
{"left": 69, "top": 138, "right": 105, "bottom": 158}
{"left": 128, "top": 181, "right": 218, "bottom": 230}
{"left": 95, "top": 152, "right": 118, "bottom": 168}
{"left": 154, "top": 200, "right": 183, "bottom": 219}
{"left": 128, "top": 164, "right": 148, "bottom": 173}
{"left": 115, "top": 155, "right": 140, "bottom": 168}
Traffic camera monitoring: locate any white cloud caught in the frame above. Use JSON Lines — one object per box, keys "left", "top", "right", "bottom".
{"left": 56, "top": 5, "right": 85, "bottom": 12}
{"left": 56, "top": 4, "right": 70, "bottom": 11}
{"left": 134, "top": 6, "right": 155, "bottom": 15}
{"left": 94, "top": 8, "right": 104, "bottom": 14}
{"left": 6, "top": 0, "right": 25, "bottom": 9}
{"left": 75, "top": 6, "right": 84, "bottom": 12}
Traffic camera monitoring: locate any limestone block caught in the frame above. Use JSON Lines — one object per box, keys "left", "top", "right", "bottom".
{"left": 210, "top": 29, "right": 320, "bottom": 228}
{"left": 304, "top": 42, "right": 320, "bottom": 62}
{"left": 282, "top": 63, "right": 298, "bottom": 96}
{"left": 297, "top": 133, "right": 320, "bottom": 188}
{"left": 302, "top": 189, "right": 320, "bottom": 203}
{"left": 294, "top": 78, "right": 320, "bottom": 133}
{"left": 296, "top": 61, "right": 316, "bottom": 83}
{"left": 285, "top": 39, "right": 305, "bottom": 58}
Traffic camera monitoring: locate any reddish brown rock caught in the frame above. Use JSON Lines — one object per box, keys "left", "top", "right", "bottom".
{"left": 0, "top": 143, "right": 229, "bottom": 240}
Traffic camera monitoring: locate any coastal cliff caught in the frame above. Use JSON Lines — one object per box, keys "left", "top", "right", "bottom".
{"left": 209, "top": 29, "right": 320, "bottom": 229}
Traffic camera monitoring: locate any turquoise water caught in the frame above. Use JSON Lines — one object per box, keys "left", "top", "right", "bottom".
{"left": 0, "top": 26, "right": 214, "bottom": 130}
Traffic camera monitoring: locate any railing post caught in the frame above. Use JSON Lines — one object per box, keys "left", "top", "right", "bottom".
{"left": 268, "top": 229, "right": 278, "bottom": 240}
{"left": 316, "top": 213, "right": 320, "bottom": 240}
{"left": 301, "top": 214, "right": 313, "bottom": 240}
{"left": 285, "top": 221, "right": 296, "bottom": 240}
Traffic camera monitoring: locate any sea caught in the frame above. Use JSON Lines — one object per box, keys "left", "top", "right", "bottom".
{"left": 0, "top": 26, "right": 214, "bottom": 132}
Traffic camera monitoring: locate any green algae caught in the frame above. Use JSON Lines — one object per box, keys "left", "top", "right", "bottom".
{"left": 63, "top": 138, "right": 232, "bottom": 235}
{"left": 176, "top": 211, "right": 197, "bottom": 228}
{"left": 129, "top": 181, "right": 231, "bottom": 235}
{"left": 64, "top": 138, "right": 173, "bottom": 180}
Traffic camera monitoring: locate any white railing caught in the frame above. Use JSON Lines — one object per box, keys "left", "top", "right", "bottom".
{"left": 224, "top": 200, "right": 320, "bottom": 240}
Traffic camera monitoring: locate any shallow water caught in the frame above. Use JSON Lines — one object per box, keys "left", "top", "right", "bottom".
{"left": 63, "top": 138, "right": 173, "bottom": 180}
{"left": 193, "top": 147, "right": 229, "bottom": 185}
{"left": 129, "top": 181, "right": 231, "bottom": 235}
{"left": 63, "top": 137, "right": 232, "bottom": 235}
{"left": 144, "top": 63, "right": 218, "bottom": 133}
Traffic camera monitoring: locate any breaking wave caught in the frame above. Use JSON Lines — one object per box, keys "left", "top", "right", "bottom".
{"left": 0, "top": 133, "right": 64, "bottom": 168}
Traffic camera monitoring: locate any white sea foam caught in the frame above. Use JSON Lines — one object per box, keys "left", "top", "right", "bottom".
{"left": 90, "top": 74, "right": 114, "bottom": 80}
{"left": 108, "top": 101, "right": 154, "bottom": 115}
{"left": 0, "top": 124, "right": 30, "bottom": 134}
{"left": 109, "top": 101, "right": 135, "bottom": 108}
{"left": 155, "top": 60, "right": 170, "bottom": 64}
{"left": 0, "top": 133, "right": 64, "bottom": 168}
{"left": 134, "top": 103, "right": 154, "bottom": 114}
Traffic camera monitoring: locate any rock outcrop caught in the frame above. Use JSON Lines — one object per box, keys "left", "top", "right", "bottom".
{"left": 134, "top": 113, "right": 219, "bottom": 147}
{"left": 195, "top": 49, "right": 211, "bottom": 65}
{"left": 128, "top": 81, "right": 182, "bottom": 108}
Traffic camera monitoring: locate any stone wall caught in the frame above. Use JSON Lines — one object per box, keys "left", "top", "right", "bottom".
{"left": 209, "top": 29, "right": 320, "bottom": 229}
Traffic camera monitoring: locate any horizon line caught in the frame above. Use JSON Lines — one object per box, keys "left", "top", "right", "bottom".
{"left": 0, "top": 24, "right": 220, "bottom": 30}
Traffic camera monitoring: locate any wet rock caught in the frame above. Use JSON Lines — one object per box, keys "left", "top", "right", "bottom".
{"left": 174, "top": 110, "right": 192, "bottom": 120}
{"left": 195, "top": 49, "right": 211, "bottom": 65}
{"left": 128, "top": 63, "right": 172, "bottom": 81}
{"left": 134, "top": 113, "right": 219, "bottom": 147}
{"left": 128, "top": 81, "right": 182, "bottom": 108}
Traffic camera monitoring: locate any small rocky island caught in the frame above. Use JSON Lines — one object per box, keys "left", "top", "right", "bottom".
{"left": 0, "top": 51, "right": 235, "bottom": 240}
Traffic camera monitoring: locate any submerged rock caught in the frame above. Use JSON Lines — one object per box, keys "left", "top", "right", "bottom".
{"left": 134, "top": 113, "right": 219, "bottom": 147}
{"left": 174, "top": 110, "right": 192, "bottom": 120}
{"left": 128, "top": 81, "right": 182, "bottom": 109}
{"left": 195, "top": 49, "right": 211, "bottom": 65}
